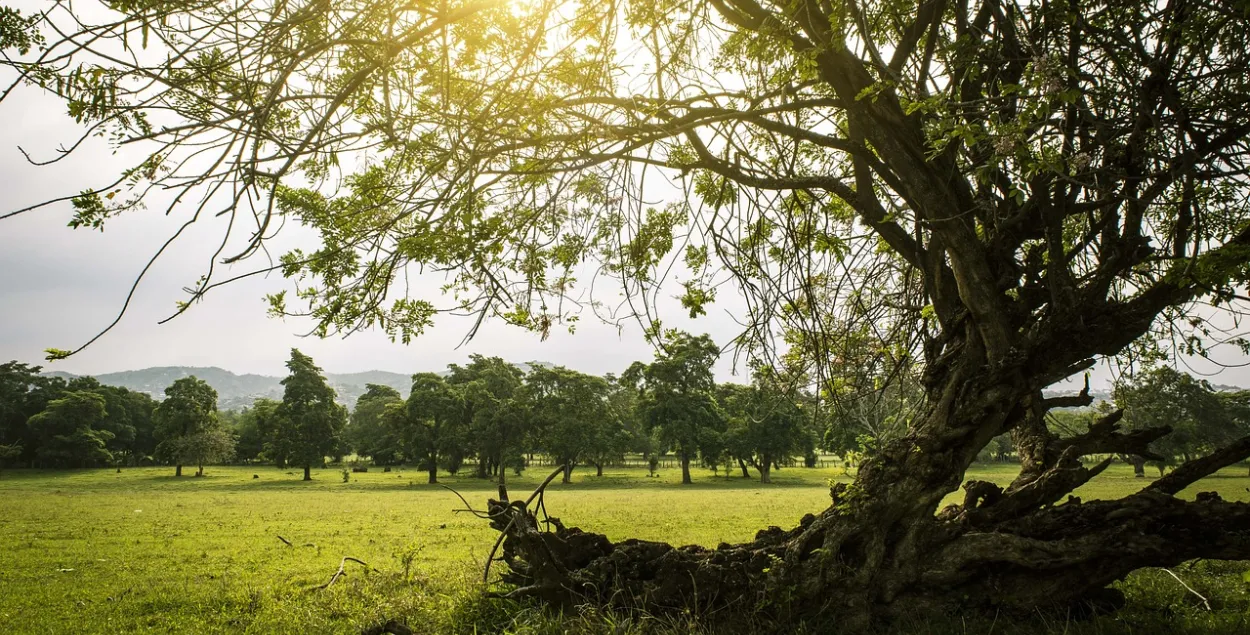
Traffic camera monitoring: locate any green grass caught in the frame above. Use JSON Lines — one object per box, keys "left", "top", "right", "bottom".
{"left": 0, "top": 463, "right": 1247, "bottom": 634}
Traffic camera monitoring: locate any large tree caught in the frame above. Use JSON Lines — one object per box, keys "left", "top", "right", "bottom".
{"left": 719, "top": 375, "right": 810, "bottom": 483}
{"left": 347, "top": 383, "right": 405, "bottom": 465}
{"left": 394, "top": 372, "right": 464, "bottom": 484}
{"left": 523, "top": 365, "right": 614, "bottom": 484}
{"left": 269, "top": 349, "right": 347, "bottom": 481}
{"left": 8, "top": 0, "right": 1250, "bottom": 624}
{"left": 154, "top": 377, "right": 220, "bottom": 477}
{"left": 446, "top": 356, "right": 527, "bottom": 482}
{"left": 27, "top": 391, "right": 113, "bottom": 468}
{"left": 630, "top": 332, "right": 726, "bottom": 485}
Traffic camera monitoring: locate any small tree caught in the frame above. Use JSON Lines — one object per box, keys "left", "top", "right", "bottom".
{"left": 269, "top": 349, "right": 347, "bottom": 481}
{"left": 161, "top": 427, "right": 235, "bottom": 476}
{"left": 154, "top": 377, "right": 219, "bottom": 476}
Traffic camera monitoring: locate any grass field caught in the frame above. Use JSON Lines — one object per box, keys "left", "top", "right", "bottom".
{"left": 1, "top": 463, "right": 1248, "bottom": 634}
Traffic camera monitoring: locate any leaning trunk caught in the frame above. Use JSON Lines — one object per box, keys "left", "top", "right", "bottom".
{"left": 738, "top": 458, "right": 750, "bottom": 478}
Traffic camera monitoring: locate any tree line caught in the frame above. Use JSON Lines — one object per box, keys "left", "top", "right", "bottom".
{"left": 4, "top": 340, "right": 1248, "bottom": 481}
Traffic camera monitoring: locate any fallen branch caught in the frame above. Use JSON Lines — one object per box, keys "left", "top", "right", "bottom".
{"left": 277, "top": 535, "right": 292, "bottom": 547}
{"left": 315, "top": 556, "right": 370, "bottom": 591}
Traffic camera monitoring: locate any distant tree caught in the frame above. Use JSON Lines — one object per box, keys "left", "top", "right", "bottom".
{"left": 162, "top": 426, "right": 236, "bottom": 476}
{"left": 632, "top": 333, "right": 725, "bottom": 485}
{"left": 27, "top": 391, "right": 113, "bottom": 468}
{"left": 154, "top": 377, "right": 219, "bottom": 476}
{"left": 524, "top": 366, "right": 614, "bottom": 484}
{"left": 0, "top": 361, "right": 67, "bottom": 465}
{"left": 1116, "top": 368, "right": 1244, "bottom": 472}
{"left": 348, "top": 384, "right": 404, "bottom": 464}
{"left": 234, "top": 398, "right": 279, "bottom": 463}
{"left": 392, "top": 373, "right": 463, "bottom": 484}
{"left": 269, "top": 350, "right": 348, "bottom": 481}
{"left": 447, "top": 356, "right": 527, "bottom": 482}
{"left": 604, "top": 373, "right": 649, "bottom": 461}
{"left": 719, "top": 374, "right": 809, "bottom": 484}
{"left": 95, "top": 386, "right": 158, "bottom": 465}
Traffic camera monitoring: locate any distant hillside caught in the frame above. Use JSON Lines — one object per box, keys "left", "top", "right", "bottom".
{"left": 45, "top": 361, "right": 556, "bottom": 411}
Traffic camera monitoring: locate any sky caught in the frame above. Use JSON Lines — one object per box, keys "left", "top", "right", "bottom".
{"left": 1, "top": 19, "right": 1248, "bottom": 389}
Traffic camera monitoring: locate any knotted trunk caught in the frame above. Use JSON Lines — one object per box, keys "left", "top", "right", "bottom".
{"left": 482, "top": 352, "right": 1250, "bottom": 628}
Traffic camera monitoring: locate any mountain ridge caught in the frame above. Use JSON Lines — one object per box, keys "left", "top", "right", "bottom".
{"left": 44, "top": 362, "right": 555, "bottom": 410}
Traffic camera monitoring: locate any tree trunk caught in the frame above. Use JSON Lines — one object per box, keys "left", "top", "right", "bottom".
{"left": 175, "top": 464, "right": 182, "bottom": 477}
{"left": 1128, "top": 455, "right": 1146, "bottom": 478}
{"left": 562, "top": 462, "right": 573, "bottom": 484}
{"left": 596, "top": 462, "right": 603, "bottom": 477}
{"left": 303, "top": 465, "right": 311, "bottom": 481}
{"left": 759, "top": 454, "right": 772, "bottom": 484}
{"left": 679, "top": 452, "right": 692, "bottom": 485}
{"left": 738, "top": 458, "right": 750, "bottom": 478}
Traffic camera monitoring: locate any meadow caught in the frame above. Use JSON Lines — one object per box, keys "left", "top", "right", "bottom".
{"left": 1, "top": 463, "right": 1248, "bottom": 634}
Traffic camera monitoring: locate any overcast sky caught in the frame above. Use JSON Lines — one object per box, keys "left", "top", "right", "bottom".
{"left": 2, "top": 46, "right": 1247, "bottom": 389}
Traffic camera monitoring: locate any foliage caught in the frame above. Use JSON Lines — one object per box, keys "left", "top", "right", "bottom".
{"left": 1116, "top": 368, "right": 1250, "bottom": 464}
{"left": 630, "top": 333, "right": 725, "bottom": 484}
{"left": 232, "top": 398, "right": 279, "bottom": 463}
{"left": 26, "top": 391, "right": 113, "bottom": 467}
{"left": 445, "top": 356, "right": 526, "bottom": 480}
{"left": 390, "top": 373, "right": 464, "bottom": 483}
{"left": 523, "top": 365, "right": 615, "bottom": 482}
{"left": 268, "top": 350, "right": 347, "bottom": 479}
{"left": 154, "top": 376, "right": 222, "bottom": 473}
{"left": 718, "top": 373, "right": 810, "bottom": 482}
{"left": 346, "top": 384, "right": 404, "bottom": 465}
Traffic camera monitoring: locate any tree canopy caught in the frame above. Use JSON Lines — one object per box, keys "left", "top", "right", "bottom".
{"left": 154, "top": 376, "right": 222, "bottom": 476}
{"left": 269, "top": 349, "right": 347, "bottom": 480}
